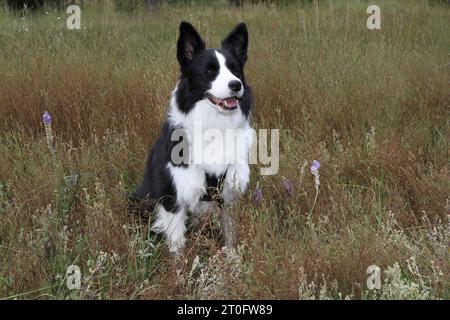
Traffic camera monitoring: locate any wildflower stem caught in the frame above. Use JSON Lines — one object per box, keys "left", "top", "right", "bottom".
{"left": 308, "top": 160, "right": 321, "bottom": 219}
{"left": 44, "top": 123, "right": 56, "bottom": 159}
{"left": 309, "top": 187, "right": 319, "bottom": 218}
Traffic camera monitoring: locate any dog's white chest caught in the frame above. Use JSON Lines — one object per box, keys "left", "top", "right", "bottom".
{"left": 186, "top": 100, "right": 250, "bottom": 177}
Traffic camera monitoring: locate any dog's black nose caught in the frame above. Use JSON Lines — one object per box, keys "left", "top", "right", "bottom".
{"left": 228, "top": 80, "right": 242, "bottom": 92}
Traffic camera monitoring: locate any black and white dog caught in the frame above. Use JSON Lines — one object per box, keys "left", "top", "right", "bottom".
{"left": 133, "top": 22, "right": 253, "bottom": 254}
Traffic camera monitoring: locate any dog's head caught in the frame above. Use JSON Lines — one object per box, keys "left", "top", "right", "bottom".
{"left": 175, "top": 21, "right": 250, "bottom": 116}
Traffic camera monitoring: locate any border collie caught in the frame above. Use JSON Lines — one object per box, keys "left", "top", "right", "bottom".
{"left": 133, "top": 21, "right": 252, "bottom": 254}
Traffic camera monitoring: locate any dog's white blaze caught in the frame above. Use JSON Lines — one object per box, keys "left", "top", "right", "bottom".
{"left": 208, "top": 51, "right": 243, "bottom": 99}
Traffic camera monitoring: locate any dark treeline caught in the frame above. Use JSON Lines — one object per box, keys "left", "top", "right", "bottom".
{"left": 4, "top": 0, "right": 449, "bottom": 11}
{"left": 5, "top": 0, "right": 315, "bottom": 11}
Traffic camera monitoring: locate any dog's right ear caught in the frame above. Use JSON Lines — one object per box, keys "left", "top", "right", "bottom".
{"left": 177, "top": 22, "right": 205, "bottom": 68}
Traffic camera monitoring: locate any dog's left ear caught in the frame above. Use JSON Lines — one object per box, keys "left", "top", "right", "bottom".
{"left": 221, "top": 22, "right": 248, "bottom": 67}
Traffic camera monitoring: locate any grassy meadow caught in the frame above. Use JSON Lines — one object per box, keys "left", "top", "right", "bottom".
{"left": 0, "top": 0, "right": 449, "bottom": 299}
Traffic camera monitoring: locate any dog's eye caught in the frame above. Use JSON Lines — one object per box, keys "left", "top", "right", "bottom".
{"left": 205, "top": 67, "right": 216, "bottom": 76}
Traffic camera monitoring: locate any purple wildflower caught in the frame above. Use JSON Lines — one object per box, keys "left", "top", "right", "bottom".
{"left": 310, "top": 160, "right": 321, "bottom": 173}
{"left": 308, "top": 160, "right": 321, "bottom": 217}
{"left": 253, "top": 186, "right": 264, "bottom": 204}
{"left": 42, "top": 110, "right": 55, "bottom": 158}
{"left": 310, "top": 160, "right": 321, "bottom": 191}
{"left": 42, "top": 111, "right": 52, "bottom": 125}
{"left": 282, "top": 178, "right": 295, "bottom": 197}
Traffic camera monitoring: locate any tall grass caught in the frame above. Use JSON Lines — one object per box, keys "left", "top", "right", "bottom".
{"left": 0, "top": 0, "right": 448, "bottom": 299}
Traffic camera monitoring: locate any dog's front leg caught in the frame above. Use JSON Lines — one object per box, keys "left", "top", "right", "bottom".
{"left": 219, "top": 206, "right": 238, "bottom": 250}
{"left": 220, "top": 164, "right": 250, "bottom": 250}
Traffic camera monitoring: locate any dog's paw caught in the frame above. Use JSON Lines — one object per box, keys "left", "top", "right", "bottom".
{"left": 168, "top": 237, "right": 186, "bottom": 254}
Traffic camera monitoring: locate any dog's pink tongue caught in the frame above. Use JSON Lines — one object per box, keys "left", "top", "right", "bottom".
{"left": 224, "top": 98, "right": 238, "bottom": 107}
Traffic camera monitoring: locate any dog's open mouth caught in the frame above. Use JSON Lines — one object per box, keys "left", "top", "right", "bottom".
{"left": 205, "top": 93, "right": 240, "bottom": 111}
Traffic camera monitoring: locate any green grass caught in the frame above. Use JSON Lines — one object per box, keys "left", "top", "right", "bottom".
{"left": 0, "top": 0, "right": 449, "bottom": 299}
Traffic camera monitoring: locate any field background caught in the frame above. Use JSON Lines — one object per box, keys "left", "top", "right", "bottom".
{"left": 0, "top": 0, "right": 449, "bottom": 299}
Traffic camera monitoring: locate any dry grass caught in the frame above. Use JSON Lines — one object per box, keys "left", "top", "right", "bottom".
{"left": 0, "top": 0, "right": 449, "bottom": 299}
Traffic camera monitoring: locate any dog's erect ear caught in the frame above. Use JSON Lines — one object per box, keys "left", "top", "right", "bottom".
{"left": 221, "top": 22, "right": 248, "bottom": 67}
{"left": 177, "top": 21, "right": 205, "bottom": 67}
